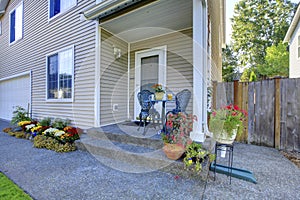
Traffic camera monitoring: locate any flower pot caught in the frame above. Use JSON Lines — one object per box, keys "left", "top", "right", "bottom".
{"left": 155, "top": 92, "right": 164, "bottom": 100}
{"left": 163, "top": 143, "right": 185, "bottom": 160}
{"left": 213, "top": 128, "right": 237, "bottom": 144}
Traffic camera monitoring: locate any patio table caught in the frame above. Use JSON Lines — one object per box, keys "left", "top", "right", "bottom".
{"left": 150, "top": 99, "right": 175, "bottom": 126}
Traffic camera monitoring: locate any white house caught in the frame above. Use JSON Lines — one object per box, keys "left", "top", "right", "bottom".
{"left": 0, "top": 0, "right": 225, "bottom": 142}
{"left": 284, "top": 4, "right": 300, "bottom": 78}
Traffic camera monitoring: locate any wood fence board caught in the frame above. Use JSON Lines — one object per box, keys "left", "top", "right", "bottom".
{"left": 253, "top": 81, "right": 262, "bottom": 145}
{"left": 248, "top": 82, "right": 255, "bottom": 144}
{"left": 280, "top": 79, "right": 287, "bottom": 150}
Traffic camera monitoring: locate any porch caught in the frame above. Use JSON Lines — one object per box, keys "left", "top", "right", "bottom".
{"left": 83, "top": 0, "right": 226, "bottom": 142}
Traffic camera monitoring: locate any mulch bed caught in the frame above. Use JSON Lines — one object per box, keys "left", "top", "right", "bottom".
{"left": 281, "top": 151, "right": 300, "bottom": 168}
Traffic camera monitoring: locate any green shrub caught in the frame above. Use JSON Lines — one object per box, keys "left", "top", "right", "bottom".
{"left": 38, "top": 117, "right": 52, "bottom": 126}
{"left": 52, "top": 118, "right": 71, "bottom": 130}
{"left": 33, "top": 135, "right": 76, "bottom": 152}
{"left": 11, "top": 106, "right": 31, "bottom": 125}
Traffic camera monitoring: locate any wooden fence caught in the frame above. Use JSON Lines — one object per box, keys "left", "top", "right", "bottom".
{"left": 212, "top": 78, "right": 300, "bottom": 152}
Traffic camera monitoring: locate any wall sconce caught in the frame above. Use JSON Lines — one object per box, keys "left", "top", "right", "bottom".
{"left": 113, "top": 45, "right": 121, "bottom": 59}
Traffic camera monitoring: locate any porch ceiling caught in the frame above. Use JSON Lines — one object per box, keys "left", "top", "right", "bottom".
{"left": 99, "top": 0, "right": 192, "bottom": 43}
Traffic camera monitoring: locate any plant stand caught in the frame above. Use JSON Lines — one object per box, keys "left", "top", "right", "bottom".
{"left": 212, "top": 142, "right": 234, "bottom": 184}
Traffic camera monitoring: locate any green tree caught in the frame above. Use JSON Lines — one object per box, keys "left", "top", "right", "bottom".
{"left": 222, "top": 45, "right": 238, "bottom": 82}
{"left": 257, "top": 42, "right": 289, "bottom": 78}
{"left": 231, "top": 0, "right": 295, "bottom": 70}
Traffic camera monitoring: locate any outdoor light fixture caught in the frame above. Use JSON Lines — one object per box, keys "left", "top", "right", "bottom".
{"left": 113, "top": 45, "right": 121, "bottom": 59}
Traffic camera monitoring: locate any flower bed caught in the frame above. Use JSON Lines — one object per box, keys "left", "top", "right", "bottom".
{"left": 3, "top": 117, "right": 83, "bottom": 153}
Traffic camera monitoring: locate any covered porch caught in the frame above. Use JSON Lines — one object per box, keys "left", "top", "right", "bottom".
{"left": 84, "top": 0, "right": 225, "bottom": 142}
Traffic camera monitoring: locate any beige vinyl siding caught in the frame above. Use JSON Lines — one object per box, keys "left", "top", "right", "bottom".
{"left": 100, "top": 29, "right": 128, "bottom": 126}
{"left": 129, "top": 28, "right": 193, "bottom": 119}
{"left": 289, "top": 22, "right": 300, "bottom": 78}
{"left": 0, "top": 0, "right": 96, "bottom": 129}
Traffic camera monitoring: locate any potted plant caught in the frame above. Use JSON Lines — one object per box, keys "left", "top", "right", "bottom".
{"left": 161, "top": 112, "right": 197, "bottom": 160}
{"left": 209, "top": 104, "right": 247, "bottom": 144}
{"left": 151, "top": 84, "right": 165, "bottom": 100}
{"left": 183, "top": 142, "right": 215, "bottom": 173}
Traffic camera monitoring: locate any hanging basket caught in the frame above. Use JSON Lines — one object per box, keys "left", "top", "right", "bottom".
{"left": 163, "top": 143, "right": 185, "bottom": 160}
{"left": 213, "top": 128, "right": 238, "bottom": 144}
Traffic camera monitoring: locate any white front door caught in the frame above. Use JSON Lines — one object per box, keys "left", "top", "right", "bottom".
{"left": 134, "top": 46, "right": 167, "bottom": 119}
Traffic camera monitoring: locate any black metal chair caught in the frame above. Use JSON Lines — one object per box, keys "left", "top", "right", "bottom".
{"left": 137, "top": 90, "right": 154, "bottom": 134}
{"left": 164, "top": 89, "right": 191, "bottom": 133}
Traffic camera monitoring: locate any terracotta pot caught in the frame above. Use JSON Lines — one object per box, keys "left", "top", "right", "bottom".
{"left": 163, "top": 143, "right": 185, "bottom": 160}
{"left": 155, "top": 92, "right": 164, "bottom": 100}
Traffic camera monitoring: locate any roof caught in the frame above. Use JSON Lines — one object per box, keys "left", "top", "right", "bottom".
{"left": 284, "top": 4, "right": 300, "bottom": 43}
{"left": 0, "top": 0, "right": 9, "bottom": 17}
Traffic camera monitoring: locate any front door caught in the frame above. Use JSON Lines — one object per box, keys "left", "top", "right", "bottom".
{"left": 134, "top": 46, "right": 166, "bottom": 120}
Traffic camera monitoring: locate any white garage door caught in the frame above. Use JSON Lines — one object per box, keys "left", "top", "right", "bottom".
{"left": 0, "top": 74, "right": 31, "bottom": 120}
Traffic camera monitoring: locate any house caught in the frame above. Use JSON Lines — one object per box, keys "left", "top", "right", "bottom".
{"left": 0, "top": 0, "right": 225, "bottom": 142}
{"left": 284, "top": 3, "right": 300, "bottom": 78}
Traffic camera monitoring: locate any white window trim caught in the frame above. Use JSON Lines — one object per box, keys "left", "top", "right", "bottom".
{"left": 9, "top": 1, "right": 24, "bottom": 45}
{"left": 45, "top": 45, "right": 75, "bottom": 102}
{"left": 298, "top": 35, "right": 300, "bottom": 60}
{"left": 48, "top": 0, "right": 77, "bottom": 21}
{"left": 0, "top": 20, "right": 2, "bottom": 35}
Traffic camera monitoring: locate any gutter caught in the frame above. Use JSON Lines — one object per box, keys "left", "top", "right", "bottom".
{"left": 83, "top": 0, "right": 157, "bottom": 22}
{"left": 284, "top": 4, "right": 300, "bottom": 43}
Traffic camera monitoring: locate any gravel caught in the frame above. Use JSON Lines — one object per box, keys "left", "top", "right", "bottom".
{"left": 0, "top": 120, "right": 300, "bottom": 200}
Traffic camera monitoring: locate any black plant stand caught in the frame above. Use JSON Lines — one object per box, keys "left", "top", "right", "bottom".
{"left": 213, "top": 142, "right": 234, "bottom": 184}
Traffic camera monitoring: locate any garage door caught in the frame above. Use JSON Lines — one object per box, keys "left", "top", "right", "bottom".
{"left": 0, "top": 74, "right": 31, "bottom": 120}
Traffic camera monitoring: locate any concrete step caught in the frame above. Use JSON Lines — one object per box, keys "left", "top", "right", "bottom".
{"left": 76, "top": 126, "right": 214, "bottom": 178}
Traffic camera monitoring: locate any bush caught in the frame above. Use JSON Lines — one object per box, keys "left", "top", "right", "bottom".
{"left": 52, "top": 118, "right": 71, "bottom": 130}
{"left": 33, "top": 135, "right": 77, "bottom": 152}
{"left": 11, "top": 106, "right": 31, "bottom": 125}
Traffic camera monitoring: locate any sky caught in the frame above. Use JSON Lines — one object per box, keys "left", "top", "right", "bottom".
{"left": 226, "top": 0, "right": 300, "bottom": 44}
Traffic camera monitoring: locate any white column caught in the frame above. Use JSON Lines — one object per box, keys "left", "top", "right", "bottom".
{"left": 190, "top": 0, "right": 207, "bottom": 142}
{"left": 94, "top": 22, "right": 101, "bottom": 127}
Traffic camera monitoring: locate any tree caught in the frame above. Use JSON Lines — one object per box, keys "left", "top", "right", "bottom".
{"left": 222, "top": 45, "right": 238, "bottom": 82}
{"left": 257, "top": 42, "right": 289, "bottom": 78}
{"left": 231, "top": 0, "right": 295, "bottom": 71}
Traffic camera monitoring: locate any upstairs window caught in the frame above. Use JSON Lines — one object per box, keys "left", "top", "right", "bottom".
{"left": 49, "top": 0, "right": 76, "bottom": 19}
{"left": 47, "top": 46, "right": 74, "bottom": 101}
{"left": 9, "top": 2, "right": 23, "bottom": 44}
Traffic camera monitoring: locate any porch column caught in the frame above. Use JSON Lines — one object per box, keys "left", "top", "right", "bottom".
{"left": 190, "top": 0, "right": 208, "bottom": 142}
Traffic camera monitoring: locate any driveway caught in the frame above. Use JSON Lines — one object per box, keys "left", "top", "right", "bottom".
{"left": 0, "top": 120, "right": 299, "bottom": 200}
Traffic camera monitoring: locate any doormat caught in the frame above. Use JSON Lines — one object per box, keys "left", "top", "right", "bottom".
{"left": 122, "top": 121, "right": 150, "bottom": 127}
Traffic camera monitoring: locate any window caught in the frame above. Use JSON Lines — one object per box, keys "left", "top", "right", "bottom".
{"left": 9, "top": 2, "right": 23, "bottom": 43}
{"left": 49, "top": 0, "right": 76, "bottom": 19}
{"left": 47, "top": 47, "right": 74, "bottom": 100}
{"left": 298, "top": 35, "right": 300, "bottom": 59}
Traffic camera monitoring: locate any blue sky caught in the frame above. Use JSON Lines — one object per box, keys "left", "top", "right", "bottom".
{"left": 226, "top": 0, "right": 300, "bottom": 44}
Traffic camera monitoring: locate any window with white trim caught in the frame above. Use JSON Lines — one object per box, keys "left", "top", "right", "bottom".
{"left": 47, "top": 47, "right": 74, "bottom": 100}
{"left": 49, "top": 0, "right": 76, "bottom": 19}
{"left": 9, "top": 2, "right": 23, "bottom": 43}
{"left": 298, "top": 35, "right": 300, "bottom": 59}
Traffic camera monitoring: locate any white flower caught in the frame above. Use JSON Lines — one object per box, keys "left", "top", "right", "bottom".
{"left": 54, "top": 131, "right": 65, "bottom": 137}
{"left": 44, "top": 128, "right": 58, "bottom": 134}
{"left": 25, "top": 124, "right": 36, "bottom": 131}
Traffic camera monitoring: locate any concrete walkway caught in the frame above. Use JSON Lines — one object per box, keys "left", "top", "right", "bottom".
{"left": 0, "top": 120, "right": 300, "bottom": 200}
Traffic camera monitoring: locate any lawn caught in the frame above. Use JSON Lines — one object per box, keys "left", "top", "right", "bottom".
{"left": 0, "top": 172, "right": 32, "bottom": 200}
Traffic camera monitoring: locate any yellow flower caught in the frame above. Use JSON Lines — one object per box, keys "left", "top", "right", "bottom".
{"left": 18, "top": 121, "right": 32, "bottom": 126}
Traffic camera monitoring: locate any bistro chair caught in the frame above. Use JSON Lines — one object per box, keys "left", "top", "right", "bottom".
{"left": 137, "top": 90, "right": 154, "bottom": 134}
{"left": 164, "top": 89, "right": 191, "bottom": 133}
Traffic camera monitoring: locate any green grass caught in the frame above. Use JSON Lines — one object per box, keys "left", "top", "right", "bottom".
{"left": 0, "top": 172, "right": 32, "bottom": 200}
